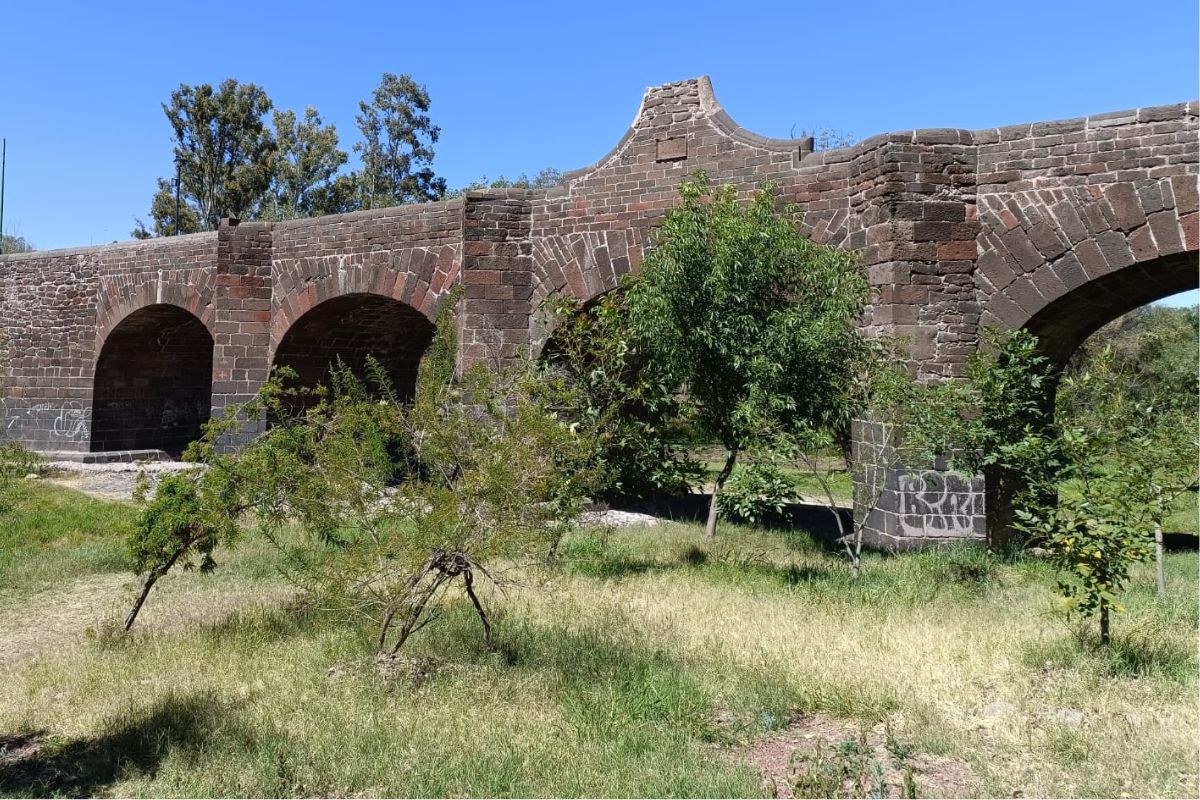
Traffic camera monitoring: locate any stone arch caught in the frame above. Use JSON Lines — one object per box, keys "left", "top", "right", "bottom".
{"left": 271, "top": 293, "right": 437, "bottom": 415}
{"left": 270, "top": 246, "right": 456, "bottom": 356}
{"left": 530, "top": 230, "right": 643, "bottom": 314}
{"left": 95, "top": 277, "right": 215, "bottom": 351}
{"left": 976, "top": 176, "right": 1199, "bottom": 364}
{"left": 1021, "top": 251, "right": 1197, "bottom": 365}
{"left": 91, "top": 304, "right": 214, "bottom": 455}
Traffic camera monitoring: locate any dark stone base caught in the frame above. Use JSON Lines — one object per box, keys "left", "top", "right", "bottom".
{"left": 45, "top": 449, "right": 172, "bottom": 464}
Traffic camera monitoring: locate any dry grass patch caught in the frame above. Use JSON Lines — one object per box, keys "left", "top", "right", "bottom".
{"left": 0, "top": 484, "right": 1195, "bottom": 797}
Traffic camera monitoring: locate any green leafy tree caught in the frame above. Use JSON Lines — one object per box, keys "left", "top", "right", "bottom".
{"left": 1017, "top": 485, "right": 1151, "bottom": 646}
{"left": 0, "top": 234, "right": 34, "bottom": 254}
{"left": 913, "top": 329, "right": 1189, "bottom": 644}
{"left": 259, "top": 107, "right": 348, "bottom": 220}
{"left": 626, "top": 172, "right": 869, "bottom": 541}
{"left": 353, "top": 72, "right": 446, "bottom": 209}
{"left": 1057, "top": 345, "right": 1197, "bottom": 598}
{"left": 132, "top": 178, "right": 203, "bottom": 239}
{"left": 134, "top": 79, "right": 276, "bottom": 237}
{"left": 1014, "top": 358, "right": 1157, "bottom": 646}
{"left": 536, "top": 289, "right": 699, "bottom": 501}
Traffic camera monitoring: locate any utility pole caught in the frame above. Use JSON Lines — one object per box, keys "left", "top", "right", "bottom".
{"left": 174, "top": 154, "right": 181, "bottom": 236}
{"left": 0, "top": 138, "right": 6, "bottom": 255}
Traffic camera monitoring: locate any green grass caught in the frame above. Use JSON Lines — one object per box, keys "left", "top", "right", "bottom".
{"left": 0, "top": 481, "right": 1196, "bottom": 797}
{"left": 1162, "top": 488, "right": 1199, "bottom": 535}
{"left": 1058, "top": 480, "right": 1198, "bottom": 535}
{"left": 0, "top": 481, "right": 137, "bottom": 608}
{"left": 695, "top": 448, "right": 854, "bottom": 504}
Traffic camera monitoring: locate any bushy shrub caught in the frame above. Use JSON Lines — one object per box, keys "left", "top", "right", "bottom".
{"left": 537, "top": 289, "right": 700, "bottom": 500}
{"left": 718, "top": 460, "right": 795, "bottom": 525}
{"left": 125, "top": 291, "right": 596, "bottom": 653}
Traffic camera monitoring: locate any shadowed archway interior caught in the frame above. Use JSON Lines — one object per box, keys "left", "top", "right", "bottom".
{"left": 272, "top": 294, "right": 437, "bottom": 414}
{"left": 91, "top": 305, "right": 214, "bottom": 454}
{"left": 1023, "top": 252, "right": 1199, "bottom": 368}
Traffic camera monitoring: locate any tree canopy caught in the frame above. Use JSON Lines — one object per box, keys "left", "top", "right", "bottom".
{"left": 134, "top": 72, "right": 451, "bottom": 237}
{"left": 352, "top": 73, "right": 446, "bottom": 208}
{"left": 625, "top": 172, "right": 870, "bottom": 540}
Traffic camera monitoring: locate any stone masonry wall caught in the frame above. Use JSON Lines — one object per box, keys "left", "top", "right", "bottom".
{"left": 0, "top": 76, "right": 1195, "bottom": 547}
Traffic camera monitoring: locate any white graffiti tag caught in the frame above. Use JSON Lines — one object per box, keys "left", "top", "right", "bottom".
{"left": 3, "top": 401, "right": 91, "bottom": 442}
{"left": 52, "top": 403, "right": 91, "bottom": 441}
{"left": 897, "top": 470, "right": 983, "bottom": 537}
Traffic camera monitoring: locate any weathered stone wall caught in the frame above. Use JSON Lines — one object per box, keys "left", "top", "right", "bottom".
{"left": 973, "top": 103, "right": 1199, "bottom": 363}
{"left": 0, "top": 76, "right": 1195, "bottom": 545}
{"left": 0, "top": 233, "right": 217, "bottom": 453}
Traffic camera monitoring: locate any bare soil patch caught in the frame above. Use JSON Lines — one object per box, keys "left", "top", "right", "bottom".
{"left": 730, "top": 712, "right": 976, "bottom": 799}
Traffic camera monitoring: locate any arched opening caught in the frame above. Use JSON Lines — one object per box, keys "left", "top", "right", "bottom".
{"left": 990, "top": 252, "right": 1199, "bottom": 544}
{"left": 1022, "top": 251, "right": 1197, "bottom": 369}
{"left": 272, "top": 294, "right": 436, "bottom": 415}
{"left": 91, "top": 304, "right": 214, "bottom": 455}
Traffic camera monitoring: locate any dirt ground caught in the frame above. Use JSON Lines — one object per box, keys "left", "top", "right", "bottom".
{"left": 727, "top": 711, "right": 977, "bottom": 799}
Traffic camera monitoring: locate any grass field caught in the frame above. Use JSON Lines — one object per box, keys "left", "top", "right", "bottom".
{"left": 0, "top": 480, "right": 1196, "bottom": 798}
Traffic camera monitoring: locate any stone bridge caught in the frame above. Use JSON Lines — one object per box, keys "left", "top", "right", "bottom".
{"left": 2, "top": 77, "right": 1196, "bottom": 547}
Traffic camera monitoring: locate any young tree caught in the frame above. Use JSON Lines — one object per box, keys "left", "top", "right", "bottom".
{"left": 626, "top": 172, "right": 869, "bottom": 541}
{"left": 135, "top": 79, "right": 276, "bottom": 236}
{"left": 787, "top": 336, "right": 914, "bottom": 576}
{"left": 1057, "top": 345, "right": 1197, "bottom": 598}
{"left": 913, "top": 330, "right": 1187, "bottom": 645}
{"left": 259, "top": 107, "right": 348, "bottom": 220}
{"left": 353, "top": 73, "right": 446, "bottom": 208}
{"left": 122, "top": 294, "right": 594, "bottom": 654}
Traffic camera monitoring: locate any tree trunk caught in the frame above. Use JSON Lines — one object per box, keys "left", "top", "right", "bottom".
{"left": 1099, "top": 600, "right": 1110, "bottom": 646}
{"left": 1154, "top": 521, "right": 1166, "bottom": 598}
{"left": 123, "top": 546, "right": 187, "bottom": 631}
{"left": 704, "top": 447, "right": 738, "bottom": 542}
{"left": 463, "top": 568, "right": 493, "bottom": 650}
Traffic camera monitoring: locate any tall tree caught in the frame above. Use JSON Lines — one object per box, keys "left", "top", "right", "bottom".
{"left": 260, "top": 107, "right": 348, "bottom": 220}
{"left": 0, "top": 234, "right": 34, "bottom": 254}
{"left": 135, "top": 79, "right": 276, "bottom": 237}
{"left": 353, "top": 73, "right": 446, "bottom": 208}
{"left": 626, "top": 173, "right": 869, "bottom": 541}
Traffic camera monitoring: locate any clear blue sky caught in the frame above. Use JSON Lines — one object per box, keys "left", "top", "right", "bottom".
{"left": 1, "top": 0, "right": 1196, "bottom": 304}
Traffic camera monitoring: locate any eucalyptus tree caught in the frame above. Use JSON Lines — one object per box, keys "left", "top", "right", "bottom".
{"left": 353, "top": 72, "right": 446, "bottom": 208}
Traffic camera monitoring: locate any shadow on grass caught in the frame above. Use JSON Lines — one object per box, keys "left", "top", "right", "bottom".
{"left": 563, "top": 538, "right": 841, "bottom": 587}
{"left": 0, "top": 692, "right": 244, "bottom": 797}
{"left": 609, "top": 492, "right": 853, "bottom": 545}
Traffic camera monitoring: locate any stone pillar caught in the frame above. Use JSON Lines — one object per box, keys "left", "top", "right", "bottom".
{"left": 850, "top": 132, "right": 988, "bottom": 548}
{"left": 212, "top": 219, "right": 273, "bottom": 448}
{"left": 459, "top": 190, "right": 535, "bottom": 367}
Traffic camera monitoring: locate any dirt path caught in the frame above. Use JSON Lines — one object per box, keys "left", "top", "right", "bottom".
{"left": 44, "top": 461, "right": 198, "bottom": 503}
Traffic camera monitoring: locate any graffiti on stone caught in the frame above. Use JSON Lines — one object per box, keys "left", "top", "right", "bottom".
{"left": 52, "top": 403, "right": 91, "bottom": 441}
{"left": 4, "top": 401, "right": 91, "bottom": 442}
{"left": 897, "top": 470, "right": 983, "bottom": 538}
